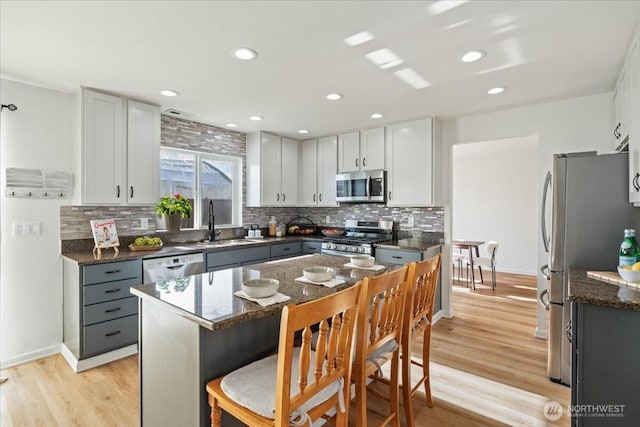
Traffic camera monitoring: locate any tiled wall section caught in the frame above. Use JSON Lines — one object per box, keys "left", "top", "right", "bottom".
{"left": 60, "top": 205, "right": 157, "bottom": 240}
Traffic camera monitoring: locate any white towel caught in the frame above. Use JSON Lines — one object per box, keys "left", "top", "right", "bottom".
{"left": 234, "top": 291, "right": 291, "bottom": 306}
{"left": 294, "top": 276, "right": 345, "bottom": 288}
{"left": 343, "top": 263, "right": 387, "bottom": 272}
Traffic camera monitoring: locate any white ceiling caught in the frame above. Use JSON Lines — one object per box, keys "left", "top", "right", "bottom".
{"left": 2, "top": 1, "right": 639, "bottom": 139}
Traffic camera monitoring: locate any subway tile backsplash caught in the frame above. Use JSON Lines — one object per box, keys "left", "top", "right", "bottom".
{"left": 61, "top": 115, "right": 444, "bottom": 241}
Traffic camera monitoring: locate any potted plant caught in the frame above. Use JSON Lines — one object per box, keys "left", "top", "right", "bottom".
{"left": 155, "top": 194, "right": 192, "bottom": 231}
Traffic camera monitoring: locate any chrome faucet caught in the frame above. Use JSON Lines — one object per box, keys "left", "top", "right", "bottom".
{"left": 208, "top": 200, "right": 216, "bottom": 241}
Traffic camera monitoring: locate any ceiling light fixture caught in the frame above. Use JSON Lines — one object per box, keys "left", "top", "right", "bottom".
{"left": 365, "top": 48, "right": 404, "bottom": 70}
{"left": 394, "top": 68, "right": 431, "bottom": 90}
{"left": 249, "top": 115, "right": 263, "bottom": 121}
{"left": 370, "top": 113, "right": 384, "bottom": 119}
{"left": 298, "top": 129, "right": 309, "bottom": 134}
{"left": 326, "top": 93, "right": 343, "bottom": 101}
{"left": 487, "top": 87, "right": 506, "bottom": 95}
{"left": 461, "top": 49, "right": 486, "bottom": 63}
{"left": 344, "top": 31, "right": 375, "bottom": 47}
{"left": 226, "top": 123, "right": 238, "bottom": 128}
{"left": 231, "top": 47, "right": 258, "bottom": 60}
{"left": 160, "top": 89, "right": 180, "bottom": 97}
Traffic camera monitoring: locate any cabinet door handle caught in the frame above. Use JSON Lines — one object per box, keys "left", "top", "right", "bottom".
{"left": 282, "top": 193, "right": 286, "bottom": 202}
{"left": 355, "top": 158, "right": 359, "bottom": 168}
{"left": 105, "top": 307, "right": 121, "bottom": 313}
{"left": 388, "top": 191, "right": 392, "bottom": 200}
{"left": 130, "top": 186, "right": 134, "bottom": 198}
{"left": 105, "top": 269, "right": 121, "bottom": 274}
{"left": 105, "top": 330, "right": 121, "bottom": 337}
{"left": 363, "top": 157, "right": 366, "bottom": 167}
{"left": 313, "top": 194, "right": 316, "bottom": 202}
{"left": 633, "top": 173, "right": 640, "bottom": 191}
{"left": 319, "top": 193, "right": 322, "bottom": 202}
{"left": 105, "top": 288, "right": 121, "bottom": 294}
{"left": 277, "top": 193, "right": 280, "bottom": 202}
{"left": 116, "top": 185, "right": 120, "bottom": 198}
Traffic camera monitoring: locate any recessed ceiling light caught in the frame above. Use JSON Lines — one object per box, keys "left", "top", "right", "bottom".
{"left": 326, "top": 93, "right": 343, "bottom": 101}
{"left": 343, "top": 31, "right": 375, "bottom": 47}
{"left": 160, "top": 89, "right": 179, "bottom": 97}
{"left": 250, "top": 116, "right": 263, "bottom": 121}
{"left": 365, "top": 48, "right": 404, "bottom": 70}
{"left": 461, "top": 49, "right": 486, "bottom": 63}
{"left": 370, "top": 113, "right": 384, "bottom": 119}
{"left": 487, "top": 87, "right": 506, "bottom": 95}
{"left": 298, "top": 129, "right": 309, "bottom": 134}
{"left": 226, "top": 123, "right": 238, "bottom": 128}
{"left": 231, "top": 47, "right": 258, "bottom": 60}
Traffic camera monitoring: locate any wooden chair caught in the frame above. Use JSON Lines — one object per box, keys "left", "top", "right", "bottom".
{"left": 353, "top": 266, "right": 409, "bottom": 427}
{"left": 401, "top": 254, "right": 441, "bottom": 426}
{"left": 205, "top": 282, "right": 362, "bottom": 427}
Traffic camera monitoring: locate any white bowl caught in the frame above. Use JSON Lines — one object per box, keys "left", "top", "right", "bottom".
{"left": 303, "top": 266, "right": 335, "bottom": 282}
{"left": 350, "top": 255, "right": 375, "bottom": 268}
{"left": 242, "top": 278, "right": 279, "bottom": 298}
{"left": 617, "top": 266, "right": 640, "bottom": 283}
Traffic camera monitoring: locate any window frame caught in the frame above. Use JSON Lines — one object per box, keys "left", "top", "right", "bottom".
{"left": 160, "top": 146, "right": 243, "bottom": 229}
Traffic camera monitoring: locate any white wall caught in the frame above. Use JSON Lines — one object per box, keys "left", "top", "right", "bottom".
{"left": 0, "top": 79, "right": 73, "bottom": 367}
{"left": 452, "top": 136, "right": 538, "bottom": 275}
{"left": 443, "top": 91, "right": 613, "bottom": 339}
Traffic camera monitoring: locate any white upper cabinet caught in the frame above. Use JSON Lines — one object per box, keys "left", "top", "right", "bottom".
{"left": 297, "top": 136, "right": 338, "bottom": 207}
{"left": 81, "top": 88, "right": 160, "bottom": 205}
{"left": 360, "top": 127, "right": 385, "bottom": 170}
{"left": 613, "top": 67, "right": 629, "bottom": 150}
{"left": 246, "top": 131, "right": 298, "bottom": 207}
{"left": 317, "top": 136, "right": 338, "bottom": 206}
{"left": 338, "top": 128, "right": 384, "bottom": 172}
{"left": 626, "top": 27, "right": 640, "bottom": 204}
{"left": 386, "top": 118, "right": 436, "bottom": 207}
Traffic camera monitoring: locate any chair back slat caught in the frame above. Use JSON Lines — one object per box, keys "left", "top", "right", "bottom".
{"left": 314, "top": 320, "right": 328, "bottom": 379}
{"left": 299, "top": 327, "right": 312, "bottom": 393}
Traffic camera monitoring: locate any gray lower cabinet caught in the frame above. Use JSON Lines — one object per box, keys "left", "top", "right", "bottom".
{"left": 205, "top": 245, "right": 270, "bottom": 272}
{"left": 270, "top": 241, "right": 302, "bottom": 260}
{"left": 63, "top": 258, "right": 142, "bottom": 360}
{"left": 375, "top": 246, "right": 442, "bottom": 314}
{"left": 571, "top": 302, "right": 640, "bottom": 426}
{"left": 302, "top": 240, "right": 322, "bottom": 254}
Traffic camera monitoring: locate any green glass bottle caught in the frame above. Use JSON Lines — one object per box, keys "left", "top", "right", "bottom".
{"left": 619, "top": 229, "right": 640, "bottom": 267}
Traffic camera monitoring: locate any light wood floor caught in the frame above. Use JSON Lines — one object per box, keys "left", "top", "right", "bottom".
{"left": 1, "top": 270, "right": 569, "bottom": 426}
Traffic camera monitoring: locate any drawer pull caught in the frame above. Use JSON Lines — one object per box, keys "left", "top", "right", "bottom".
{"left": 105, "top": 307, "right": 121, "bottom": 313}
{"left": 283, "top": 247, "right": 290, "bottom": 251}
{"left": 105, "top": 288, "right": 121, "bottom": 294}
{"left": 105, "top": 269, "right": 121, "bottom": 274}
{"left": 392, "top": 256, "right": 402, "bottom": 259}
{"left": 105, "top": 330, "right": 121, "bottom": 337}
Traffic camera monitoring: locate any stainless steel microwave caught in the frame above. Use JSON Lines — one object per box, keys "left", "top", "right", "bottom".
{"left": 336, "top": 170, "right": 386, "bottom": 203}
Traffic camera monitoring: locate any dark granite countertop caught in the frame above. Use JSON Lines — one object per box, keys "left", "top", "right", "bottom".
{"left": 61, "top": 235, "right": 324, "bottom": 266}
{"left": 130, "top": 254, "right": 394, "bottom": 331}
{"left": 375, "top": 238, "right": 442, "bottom": 251}
{"left": 568, "top": 268, "right": 640, "bottom": 311}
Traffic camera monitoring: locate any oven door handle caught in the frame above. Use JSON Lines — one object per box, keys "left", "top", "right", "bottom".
{"left": 321, "top": 248, "right": 358, "bottom": 257}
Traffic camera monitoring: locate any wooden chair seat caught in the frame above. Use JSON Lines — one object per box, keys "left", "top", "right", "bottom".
{"left": 206, "top": 282, "right": 362, "bottom": 427}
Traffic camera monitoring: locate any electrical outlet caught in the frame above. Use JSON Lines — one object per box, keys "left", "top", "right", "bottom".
{"left": 13, "top": 222, "right": 41, "bottom": 236}
{"left": 325, "top": 215, "right": 331, "bottom": 223}
{"left": 140, "top": 218, "right": 148, "bottom": 230}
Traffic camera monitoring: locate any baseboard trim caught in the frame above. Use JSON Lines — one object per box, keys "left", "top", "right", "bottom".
{"left": 0, "top": 344, "right": 62, "bottom": 370}
{"left": 534, "top": 327, "right": 547, "bottom": 340}
{"left": 432, "top": 310, "right": 445, "bottom": 325}
{"left": 61, "top": 343, "right": 138, "bottom": 373}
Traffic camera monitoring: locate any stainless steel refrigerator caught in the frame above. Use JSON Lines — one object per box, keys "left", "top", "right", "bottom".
{"left": 539, "top": 151, "right": 639, "bottom": 386}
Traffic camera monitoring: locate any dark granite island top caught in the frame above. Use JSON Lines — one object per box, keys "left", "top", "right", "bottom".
{"left": 568, "top": 268, "right": 640, "bottom": 311}
{"left": 132, "top": 254, "right": 394, "bottom": 427}
{"left": 130, "top": 254, "right": 391, "bottom": 331}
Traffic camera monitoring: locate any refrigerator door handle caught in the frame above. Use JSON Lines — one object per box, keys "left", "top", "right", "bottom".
{"left": 541, "top": 171, "right": 552, "bottom": 253}
{"left": 540, "top": 264, "right": 551, "bottom": 281}
{"left": 539, "top": 288, "right": 549, "bottom": 310}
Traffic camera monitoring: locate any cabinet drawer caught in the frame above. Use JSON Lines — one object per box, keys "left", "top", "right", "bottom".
{"left": 83, "top": 278, "right": 142, "bottom": 305}
{"left": 302, "top": 241, "right": 322, "bottom": 254}
{"left": 83, "top": 259, "right": 141, "bottom": 285}
{"left": 83, "top": 296, "right": 138, "bottom": 326}
{"left": 375, "top": 248, "right": 421, "bottom": 265}
{"left": 82, "top": 314, "right": 138, "bottom": 358}
{"left": 206, "top": 246, "right": 270, "bottom": 268}
{"left": 270, "top": 242, "right": 302, "bottom": 258}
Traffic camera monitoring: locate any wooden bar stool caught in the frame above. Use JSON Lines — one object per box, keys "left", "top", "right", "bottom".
{"left": 205, "top": 282, "right": 362, "bottom": 427}
{"left": 401, "top": 254, "right": 441, "bottom": 426}
{"left": 352, "top": 266, "right": 409, "bottom": 427}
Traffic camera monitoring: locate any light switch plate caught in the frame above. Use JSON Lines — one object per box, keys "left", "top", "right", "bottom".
{"left": 140, "top": 218, "right": 148, "bottom": 230}
{"left": 13, "top": 222, "right": 41, "bottom": 236}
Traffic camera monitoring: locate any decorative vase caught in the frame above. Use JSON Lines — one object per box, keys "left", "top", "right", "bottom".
{"left": 165, "top": 214, "right": 182, "bottom": 232}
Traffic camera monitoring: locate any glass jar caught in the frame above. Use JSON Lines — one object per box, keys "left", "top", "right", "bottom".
{"left": 269, "top": 216, "right": 277, "bottom": 237}
{"left": 276, "top": 225, "right": 285, "bottom": 237}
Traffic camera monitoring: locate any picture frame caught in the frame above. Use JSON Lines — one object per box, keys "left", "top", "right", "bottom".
{"left": 90, "top": 219, "right": 120, "bottom": 255}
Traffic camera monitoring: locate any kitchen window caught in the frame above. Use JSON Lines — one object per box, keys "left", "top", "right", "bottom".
{"left": 159, "top": 147, "right": 242, "bottom": 229}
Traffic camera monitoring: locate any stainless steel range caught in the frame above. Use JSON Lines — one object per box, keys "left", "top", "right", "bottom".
{"left": 321, "top": 219, "right": 394, "bottom": 257}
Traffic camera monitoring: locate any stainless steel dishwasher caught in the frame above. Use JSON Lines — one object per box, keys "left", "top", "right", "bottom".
{"left": 142, "top": 253, "right": 204, "bottom": 283}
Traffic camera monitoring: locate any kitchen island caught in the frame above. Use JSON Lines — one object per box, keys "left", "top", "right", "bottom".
{"left": 130, "top": 254, "right": 392, "bottom": 427}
